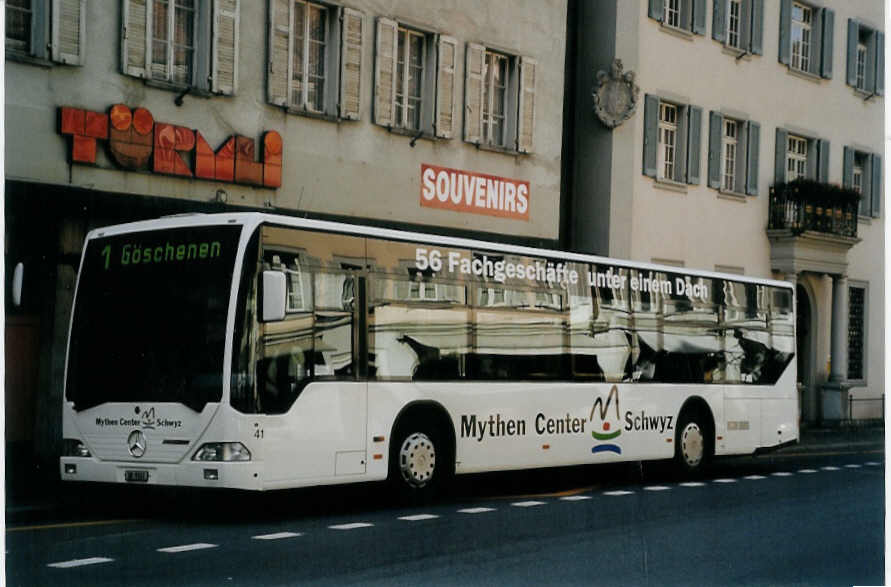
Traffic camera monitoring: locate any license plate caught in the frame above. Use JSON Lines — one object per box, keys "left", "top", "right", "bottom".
{"left": 125, "top": 470, "right": 150, "bottom": 483}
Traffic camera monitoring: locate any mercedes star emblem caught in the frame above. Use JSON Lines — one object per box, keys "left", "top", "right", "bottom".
{"left": 127, "top": 430, "right": 147, "bottom": 458}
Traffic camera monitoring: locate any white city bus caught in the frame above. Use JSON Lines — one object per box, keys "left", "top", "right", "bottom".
{"left": 61, "top": 212, "right": 797, "bottom": 494}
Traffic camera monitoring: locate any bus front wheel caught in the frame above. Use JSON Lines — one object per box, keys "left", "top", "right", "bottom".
{"left": 390, "top": 422, "right": 449, "bottom": 500}
{"left": 675, "top": 409, "right": 712, "bottom": 474}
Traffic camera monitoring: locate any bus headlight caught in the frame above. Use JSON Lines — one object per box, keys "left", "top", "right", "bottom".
{"left": 63, "top": 439, "right": 91, "bottom": 457}
{"left": 192, "top": 442, "right": 251, "bottom": 462}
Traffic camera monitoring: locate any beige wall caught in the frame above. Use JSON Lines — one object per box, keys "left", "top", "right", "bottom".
{"left": 5, "top": 0, "right": 566, "bottom": 241}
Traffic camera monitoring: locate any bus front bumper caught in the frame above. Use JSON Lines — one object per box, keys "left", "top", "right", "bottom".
{"left": 60, "top": 457, "right": 263, "bottom": 490}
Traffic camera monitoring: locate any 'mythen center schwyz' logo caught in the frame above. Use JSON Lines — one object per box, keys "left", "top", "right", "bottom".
{"left": 590, "top": 385, "right": 621, "bottom": 454}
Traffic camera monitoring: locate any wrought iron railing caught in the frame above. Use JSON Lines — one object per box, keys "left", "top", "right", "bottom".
{"left": 768, "top": 180, "right": 860, "bottom": 238}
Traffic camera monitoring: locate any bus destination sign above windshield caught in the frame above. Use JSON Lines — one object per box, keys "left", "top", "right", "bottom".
{"left": 58, "top": 105, "right": 283, "bottom": 188}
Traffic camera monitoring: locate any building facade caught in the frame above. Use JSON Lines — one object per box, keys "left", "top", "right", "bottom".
{"left": 5, "top": 0, "right": 567, "bottom": 467}
{"left": 566, "top": 0, "right": 884, "bottom": 424}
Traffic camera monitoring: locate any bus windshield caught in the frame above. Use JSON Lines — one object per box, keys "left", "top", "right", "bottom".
{"left": 65, "top": 224, "right": 242, "bottom": 412}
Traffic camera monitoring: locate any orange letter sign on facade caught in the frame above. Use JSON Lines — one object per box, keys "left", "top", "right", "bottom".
{"left": 59, "top": 105, "right": 282, "bottom": 189}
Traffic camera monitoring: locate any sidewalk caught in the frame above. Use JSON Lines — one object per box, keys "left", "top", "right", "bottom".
{"left": 5, "top": 426, "right": 884, "bottom": 526}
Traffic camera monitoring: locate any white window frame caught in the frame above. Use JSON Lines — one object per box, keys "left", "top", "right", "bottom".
{"left": 658, "top": 103, "right": 678, "bottom": 181}
{"left": 790, "top": 2, "right": 812, "bottom": 73}
{"left": 855, "top": 42, "right": 867, "bottom": 90}
{"left": 7, "top": 0, "right": 86, "bottom": 64}
{"left": 852, "top": 164, "right": 863, "bottom": 195}
{"left": 482, "top": 50, "right": 509, "bottom": 147}
{"left": 150, "top": 0, "right": 198, "bottom": 85}
{"left": 394, "top": 26, "right": 425, "bottom": 131}
{"left": 664, "top": 0, "right": 681, "bottom": 29}
{"left": 727, "top": 0, "right": 742, "bottom": 49}
{"left": 290, "top": 0, "right": 328, "bottom": 113}
{"left": 722, "top": 119, "right": 738, "bottom": 191}
{"left": 786, "top": 135, "right": 808, "bottom": 181}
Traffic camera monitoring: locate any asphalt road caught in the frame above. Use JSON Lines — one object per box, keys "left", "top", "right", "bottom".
{"left": 6, "top": 449, "right": 884, "bottom": 586}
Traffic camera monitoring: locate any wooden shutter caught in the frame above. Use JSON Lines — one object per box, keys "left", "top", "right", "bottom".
{"left": 643, "top": 95, "right": 659, "bottom": 178}
{"left": 739, "top": 0, "right": 751, "bottom": 51}
{"left": 870, "top": 154, "right": 881, "bottom": 217}
{"left": 692, "top": 0, "right": 706, "bottom": 35}
{"left": 122, "top": 0, "right": 149, "bottom": 78}
{"left": 842, "top": 146, "right": 854, "bottom": 189}
{"left": 374, "top": 18, "right": 398, "bottom": 127}
{"left": 875, "top": 32, "right": 884, "bottom": 95}
{"left": 212, "top": 0, "right": 239, "bottom": 94}
{"left": 52, "top": 0, "right": 86, "bottom": 64}
{"left": 340, "top": 8, "right": 363, "bottom": 120}
{"left": 708, "top": 111, "right": 723, "bottom": 189}
{"left": 820, "top": 8, "right": 833, "bottom": 79}
{"left": 778, "top": 0, "right": 791, "bottom": 65}
{"left": 463, "top": 43, "right": 485, "bottom": 144}
{"left": 750, "top": 0, "right": 764, "bottom": 55}
{"left": 267, "top": 0, "right": 291, "bottom": 106}
{"left": 517, "top": 57, "right": 536, "bottom": 153}
{"left": 817, "top": 139, "right": 830, "bottom": 183}
{"left": 435, "top": 35, "right": 457, "bottom": 138}
{"left": 648, "top": 0, "right": 663, "bottom": 22}
{"left": 774, "top": 128, "right": 788, "bottom": 184}
{"left": 712, "top": 0, "right": 726, "bottom": 43}
{"left": 846, "top": 19, "right": 859, "bottom": 87}
{"left": 745, "top": 121, "right": 760, "bottom": 195}
{"left": 686, "top": 105, "right": 702, "bottom": 184}
{"left": 809, "top": 8, "right": 823, "bottom": 76}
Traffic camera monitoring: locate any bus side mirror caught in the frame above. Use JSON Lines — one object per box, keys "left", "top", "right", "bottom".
{"left": 261, "top": 270, "right": 287, "bottom": 322}
{"left": 12, "top": 262, "right": 24, "bottom": 308}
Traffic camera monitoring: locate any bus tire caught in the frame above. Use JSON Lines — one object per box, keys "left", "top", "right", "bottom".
{"left": 674, "top": 408, "right": 712, "bottom": 474}
{"left": 389, "top": 420, "right": 449, "bottom": 501}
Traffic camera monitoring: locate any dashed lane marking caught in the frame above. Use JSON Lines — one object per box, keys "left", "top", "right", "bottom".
{"left": 329, "top": 523, "right": 374, "bottom": 530}
{"left": 844, "top": 464, "right": 863, "bottom": 469}
{"left": 511, "top": 501, "right": 546, "bottom": 508}
{"left": 679, "top": 482, "right": 706, "bottom": 487}
{"left": 821, "top": 466, "right": 841, "bottom": 471}
{"left": 157, "top": 543, "right": 218, "bottom": 553}
{"left": 252, "top": 532, "right": 302, "bottom": 540}
{"left": 47, "top": 557, "right": 114, "bottom": 569}
{"left": 771, "top": 472, "right": 793, "bottom": 477}
{"left": 713, "top": 478, "right": 737, "bottom": 483}
{"left": 559, "top": 495, "right": 592, "bottom": 501}
{"left": 458, "top": 507, "right": 496, "bottom": 514}
{"left": 865, "top": 462, "right": 883, "bottom": 466}
{"left": 798, "top": 469, "right": 818, "bottom": 474}
{"left": 744, "top": 475, "right": 767, "bottom": 480}
{"left": 398, "top": 514, "right": 439, "bottom": 521}
{"left": 643, "top": 486, "right": 671, "bottom": 492}
{"left": 603, "top": 490, "right": 634, "bottom": 496}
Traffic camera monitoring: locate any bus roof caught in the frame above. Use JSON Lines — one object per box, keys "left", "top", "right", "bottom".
{"left": 87, "top": 212, "right": 794, "bottom": 290}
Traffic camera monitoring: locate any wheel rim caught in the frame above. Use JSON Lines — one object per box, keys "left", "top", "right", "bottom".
{"left": 399, "top": 432, "right": 436, "bottom": 488}
{"left": 680, "top": 422, "right": 704, "bottom": 468}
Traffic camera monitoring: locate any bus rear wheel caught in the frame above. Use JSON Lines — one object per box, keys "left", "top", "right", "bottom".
{"left": 675, "top": 410, "right": 712, "bottom": 474}
{"left": 389, "top": 422, "right": 449, "bottom": 500}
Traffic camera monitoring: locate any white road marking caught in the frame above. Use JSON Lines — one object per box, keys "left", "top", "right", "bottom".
{"left": 744, "top": 475, "right": 767, "bottom": 480}
{"left": 157, "top": 543, "right": 217, "bottom": 553}
{"left": 798, "top": 469, "right": 818, "bottom": 474}
{"left": 511, "top": 501, "right": 545, "bottom": 508}
{"left": 398, "top": 514, "right": 439, "bottom": 521}
{"left": 252, "top": 532, "right": 302, "bottom": 540}
{"left": 771, "top": 472, "right": 793, "bottom": 477}
{"left": 47, "top": 557, "right": 114, "bottom": 569}
{"left": 679, "top": 482, "right": 706, "bottom": 487}
{"left": 329, "top": 523, "right": 373, "bottom": 530}
{"left": 458, "top": 507, "right": 495, "bottom": 514}
{"left": 603, "top": 490, "right": 634, "bottom": 496}
{"left": 643, "top": 486, "right": 670, "bottom": 492}
{"left": 821, "top": 466, "right": 841, "bottom": 471}
{"left": 559, "top": 495, "right": 592, "bottom": 501}
{"left": 865, "top": 462, "right": 882, "bottom": 466}
{"left": 713, "top": 478, "right": 737, "bottom": 483}
{"left": 844, "top": 464, "right": 862, "bottom": 469}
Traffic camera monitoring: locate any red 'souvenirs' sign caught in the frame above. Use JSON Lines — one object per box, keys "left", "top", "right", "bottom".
{"left": 59, "top": 104, "right": 282, "bottom": 188}
{"left": 420, "top": 164, "right": 530, "bottom": 221}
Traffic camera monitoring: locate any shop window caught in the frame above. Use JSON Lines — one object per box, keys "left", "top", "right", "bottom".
{"left": 7, "top": 0, "right": 85, "bottom": 64}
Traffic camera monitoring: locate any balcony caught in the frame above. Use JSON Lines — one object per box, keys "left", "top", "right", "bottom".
{"left": 768, "top": 180, "right": 860, "bottom": 238}
{"left": 767, "top": 180, "right": 861, "bottom": 276}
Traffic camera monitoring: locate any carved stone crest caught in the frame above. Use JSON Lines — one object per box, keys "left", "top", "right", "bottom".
{"left": 592, "top": 59, "right": 640, "bottom": 129}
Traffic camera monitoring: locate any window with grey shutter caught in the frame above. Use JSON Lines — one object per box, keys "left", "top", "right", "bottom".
{"left": 7, "top": 0, "right": 85, "bottom": 64}
{"left": 846, "top": 20, "right": 885, "bottom": 95}
{"left": 267, "top": 1, "right": 360, "bottom": 119}
{"left": 781, "top": 1, "right": 833, "bottom": 77}
{"left": 709, "top": 112, "right": 758, "bottom": 195}
{"left": 686, "top": 106, "right": 702, "bottom": 184}
{"left": 122, "top": 0, "right": 239, "bottom": 94}
{"left": 652, "top": 0, "right": 705, "bottom": 34}
{"left": 745, "top": 121, "right": 759, "bottom": 195}
{"left": 870, "top": 153, "right": 881, "bottom": 217}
